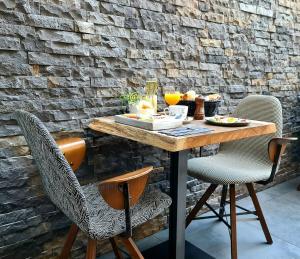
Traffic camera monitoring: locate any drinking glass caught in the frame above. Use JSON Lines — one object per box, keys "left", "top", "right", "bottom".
{"left": 145, "top": 80, "right": 158, "bottom": 113}
{"left": 164, "top": 91, "right": 181, "bottom": 106}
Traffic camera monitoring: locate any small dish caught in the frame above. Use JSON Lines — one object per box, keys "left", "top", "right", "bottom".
{"left": 183, "top": 117, "right": 194, "bottom": 124}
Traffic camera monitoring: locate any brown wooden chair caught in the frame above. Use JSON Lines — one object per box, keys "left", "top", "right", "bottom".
{"left": 56, "top": 137, "right": 86, "bottom": 172}
{"left": 58, "top": 137, "right": 170, "bottom": 258}
{"left": 61, "top": 163, "right": 166, "bottom": 259}
{"left": 14, "top": 110, "right": 171, "bottom": 259}
{"left": 185, "top": 95, "right": 297, "bottom": 259}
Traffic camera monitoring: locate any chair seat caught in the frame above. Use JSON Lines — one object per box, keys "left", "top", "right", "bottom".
{"left": 82, "top": 183, "right": 172, "bottom": 240}
{"left": 188, "top": 153, "right": 272, "bottom": 184}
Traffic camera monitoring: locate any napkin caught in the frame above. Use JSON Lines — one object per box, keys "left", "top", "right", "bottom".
{"left": 159, "top": 126, "right": 213, "bottom": 137}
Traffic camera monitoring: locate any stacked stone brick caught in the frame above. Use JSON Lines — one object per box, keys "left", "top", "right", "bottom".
{"left": 0, "top": 0, "right": 299, "bottom": 258}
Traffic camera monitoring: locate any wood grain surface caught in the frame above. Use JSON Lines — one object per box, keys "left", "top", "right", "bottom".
{"left": 89, "top": 117, "right": 276, "bottom": 152}
{"left": 98, "top": 166, "right": 153, "bottom": 210}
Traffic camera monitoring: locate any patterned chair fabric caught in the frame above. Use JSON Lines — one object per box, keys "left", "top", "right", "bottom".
{"left": 13, "top": 110, "right": 90, "bottom": 232}
{"left": 188, "top": 95, "right": 283, "bottom": 184}
{"left": 14, "top": 110, "right": 171, "bottom": 239}
{"left": 83, "top": 184, "right": 171, "bottom": 239}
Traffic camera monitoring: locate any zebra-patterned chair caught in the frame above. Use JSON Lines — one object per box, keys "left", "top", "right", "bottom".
{"left": 14, "top": 110, "right": 171, "bottom": 259}
{"left": 185, "top": 95, "right": 296, "bottom": 259}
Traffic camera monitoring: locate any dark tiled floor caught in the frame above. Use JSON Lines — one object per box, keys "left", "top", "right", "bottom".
{"left": 100, "top": 176, "right": 300, "bottom": 259}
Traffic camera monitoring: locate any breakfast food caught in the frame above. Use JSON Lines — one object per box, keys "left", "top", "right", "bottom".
{"left": 182, "top": 90, "right": 197, "bottom": 101}
{"left": 206, "top": 94, "right": 221, "bottom": 101}
{"left": 138, "top": 100, "right": 152, "bottom": 110}
{"left": 137, "top": 100, "right": 155, "bottom": 116}
{"left": 123, "top": 113, "right": 138, "bottom": 119}
{"left": 185, "top": 90, "right": 197, "bottom": 101}
{"left": 213, "top": 116, "right": 238, "bottom": 123}
{"left": 207, "top": 116, "right": 248, "bottom": 125}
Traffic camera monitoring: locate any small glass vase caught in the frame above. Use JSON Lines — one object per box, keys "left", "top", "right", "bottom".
{"left": 145, "top": 80, "right": 158, "bottom": 113}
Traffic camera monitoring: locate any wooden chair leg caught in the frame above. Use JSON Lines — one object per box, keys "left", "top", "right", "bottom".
{"left": 229, "top": 184, "right": 238, "bottom": 259}
{"left": 86, "top": 239, "right": 97, "bottom": 259}
{"left": 121, "top": 237, "right": 144, "bottom": 259}
{"left": 59, "top": 224, "right": 79, "bottom": 259}
{"left": 219, "top": 185, "right": 228, "bottom": 219}
{"left": 246, "top": 183, "right": 273, "bottom": 244}
{"left": 109, "top": 238, "right": 123, "bottom": 259}
{"left": 186, "top": 184, "right": 218, "bottom": 227}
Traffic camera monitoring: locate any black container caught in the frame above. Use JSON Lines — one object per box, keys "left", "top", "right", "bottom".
{"left": 177, "top": 100, "right": 196, "bottom": 116}
{"left": 204, "top": 100, "right": 221, "bottom": 117}
{"left": 178, "top": 100, "right": 221, "bottom": 117}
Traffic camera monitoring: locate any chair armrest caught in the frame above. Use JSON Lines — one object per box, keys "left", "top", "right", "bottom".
{"left": 99, "top": 166, "right": 153, "bottom": 237}
{"left": 98, "top": 166, "right": 153, "bottom": 210}
{"left": 56, "top": 137, "right": 86, "bottom": 172}
{"left": 268, "top": 137, "right": 297, "bottom": 163}
{"left": 100, "top": 166, "right": 153, "bottom": 185}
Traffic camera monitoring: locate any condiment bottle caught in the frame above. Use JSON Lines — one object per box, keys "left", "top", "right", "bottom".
{"left": 194, "top": 96, "right": 205, "bottom": 120}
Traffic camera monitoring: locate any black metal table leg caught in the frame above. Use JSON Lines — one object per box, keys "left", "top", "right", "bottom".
{"left": 142, "top": 150, "right": 214, "bottom": 259}
{"left": 169, "top": 150, "right": 189, "bottom": 259}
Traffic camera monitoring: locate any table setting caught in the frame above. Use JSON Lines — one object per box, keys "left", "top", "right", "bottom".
{"left": 115, "top": 79, "right": 251, "bottom": 137}
{"left": 88, "top": 89, "right": 276, "bottom": 259}
{"left": 88, "top": 80, "right": 277, "bottom": 259}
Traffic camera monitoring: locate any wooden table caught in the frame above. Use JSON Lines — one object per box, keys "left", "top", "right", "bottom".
{"left": 89, "top": 117, "right": 276, "bottom": 259}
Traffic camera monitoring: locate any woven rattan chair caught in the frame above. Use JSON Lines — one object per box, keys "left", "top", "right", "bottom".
{"left": 186, "top": 95, "right": 297, "bottom": 259}
{"left": 14, "top": 110, "right": 171, "bottom": 259}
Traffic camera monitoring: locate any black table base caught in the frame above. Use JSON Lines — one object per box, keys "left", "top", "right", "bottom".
{"left": 142, "top": 240, "right": 215, "bottom": 259}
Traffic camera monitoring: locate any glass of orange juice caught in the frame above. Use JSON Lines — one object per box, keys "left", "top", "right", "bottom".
{"left": 164, "top": 91, "right": 181, "bottom": 106}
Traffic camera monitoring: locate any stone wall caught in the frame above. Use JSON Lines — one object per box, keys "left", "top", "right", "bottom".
{"left": 0, "top": 0, "right": 299, "bottom": 258}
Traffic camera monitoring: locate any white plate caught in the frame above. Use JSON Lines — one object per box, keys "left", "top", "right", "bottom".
{"left": 205, "top": 116, "right": 249, "bottom": 127}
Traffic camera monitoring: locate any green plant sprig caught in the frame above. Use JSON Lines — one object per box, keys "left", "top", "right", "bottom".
{"left": 120, "top": 92, "right": 141, "bottom": 105}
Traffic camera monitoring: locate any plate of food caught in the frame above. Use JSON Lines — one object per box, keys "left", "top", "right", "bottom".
{"left": 205, "top": 116, "right": 249, "bottom": 127}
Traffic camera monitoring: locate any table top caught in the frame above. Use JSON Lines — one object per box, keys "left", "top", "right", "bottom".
{"left": 88, "top": 117, "right": 276, "bottom": 152}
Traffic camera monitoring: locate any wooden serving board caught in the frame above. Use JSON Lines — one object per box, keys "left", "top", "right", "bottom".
{"left": 114, "top": 115, "right": 183, "bottom": 131}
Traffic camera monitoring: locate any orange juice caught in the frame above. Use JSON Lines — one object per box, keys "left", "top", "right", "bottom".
{"left": 164, "top": 92, "right": 181, "bottom": 106}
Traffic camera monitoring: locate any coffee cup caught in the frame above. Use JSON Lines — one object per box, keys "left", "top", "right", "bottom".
{"left": 164, "top": 105, "right": 188, "bottom": 120}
